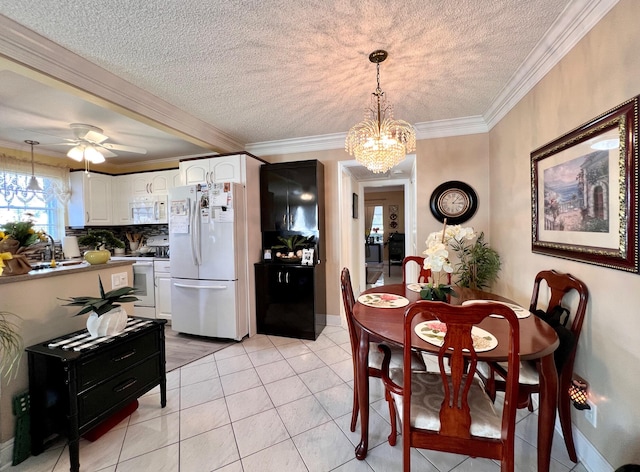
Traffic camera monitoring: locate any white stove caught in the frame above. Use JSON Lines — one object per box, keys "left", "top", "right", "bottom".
{"left": 111, "top": 234, "right": 170, "bottom": 318}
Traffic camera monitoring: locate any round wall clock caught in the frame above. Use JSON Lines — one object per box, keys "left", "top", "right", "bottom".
{"left": 429, "top": 180, "right": 478, "bottom": 224}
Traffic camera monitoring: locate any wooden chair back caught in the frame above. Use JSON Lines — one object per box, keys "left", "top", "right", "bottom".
{"left": 340, "top": 267, "right": 358, "bottom": 355}
{"left": 530, "top": 269, "right": 588, "bottom": 461}
{"left": 402, "top": 256, "right": 431, "bottom": 284}
{"left": 401, "top": 301, "right": 520, "bottom": 470}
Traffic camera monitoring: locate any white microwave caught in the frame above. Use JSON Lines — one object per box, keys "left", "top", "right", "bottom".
{"left": 130, "top": 196, "right": 168, "bottom": 224}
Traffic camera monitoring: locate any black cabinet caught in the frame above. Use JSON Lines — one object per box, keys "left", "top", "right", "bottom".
{"left": 388, "top": 232, "right": 405, "bottom": 275}
{"left": 26, "top": 319, "right": 166, "bottom": 472}
{"left": 255, "top": 263, "right": 326, "bottom": 340}
{"left": 260, "top": 161, "right": 325, "bottom": 260}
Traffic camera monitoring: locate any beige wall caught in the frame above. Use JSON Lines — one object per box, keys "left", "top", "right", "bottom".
{"left": 489, "top": 0, "right": 640, "bottom": 466}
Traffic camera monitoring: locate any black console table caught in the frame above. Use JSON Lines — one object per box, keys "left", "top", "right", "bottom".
{"left": 26, "top": 318, "right": 166, "bottom": 472}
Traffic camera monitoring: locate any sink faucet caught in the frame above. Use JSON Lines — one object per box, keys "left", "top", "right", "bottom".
{"left": 44, "top": 233, "right": 56, "bottom": 263}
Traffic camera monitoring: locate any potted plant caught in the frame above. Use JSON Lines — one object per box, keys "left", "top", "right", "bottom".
{"left": 78, "top": 230, "right": 125, "bottom": 265}
{"left": 60, "top": 276, "right": 138, "bottom": 338}
{"left": 0, "top": 311, "right": 22, "bottom": 379}
{"left": 272, "top": 235, "right": 314, "bottom": 261}
{"left": 450, "top": 232, "right": 501, "bottom": 290}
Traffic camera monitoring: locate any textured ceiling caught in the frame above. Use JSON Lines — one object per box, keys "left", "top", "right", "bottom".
{"left": 0, "top": 0, "right": 574, "bottom": 149}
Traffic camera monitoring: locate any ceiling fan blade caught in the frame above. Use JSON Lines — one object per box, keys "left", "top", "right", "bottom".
{"left": 91, "top": 146, "right": 117, "bottom": 158}
{"left": 82, "top": 130, "right": 108, "bottom": 144}
{"left": 48, "top": 142, "right": 77, "bottom": 146}
{"left": 100, "top": 143, "right": 147, "bottom": 154}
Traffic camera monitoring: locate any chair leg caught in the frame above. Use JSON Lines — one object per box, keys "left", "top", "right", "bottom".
{"left": 485, "top": 366, "right": 497, "bottom": 402}
{"left": 350, "top": 382, "right": 359, "bottom": 432}
{"left": 385, "top": 390, "right": 397, "bottom": 446}
{"left": 558, "top": 379, "right": 578, "bottom": 462}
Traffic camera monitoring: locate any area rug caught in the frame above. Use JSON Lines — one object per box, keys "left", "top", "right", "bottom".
{"left": 165, "top": 329, "right": 235, "bottom": 371}
{"left": 366, "top": 263, "right": 384, "bottom": 284}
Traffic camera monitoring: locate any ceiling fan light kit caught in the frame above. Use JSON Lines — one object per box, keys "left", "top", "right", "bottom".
{"left": 345, "top": 50, "right": 416, "bottom": 174}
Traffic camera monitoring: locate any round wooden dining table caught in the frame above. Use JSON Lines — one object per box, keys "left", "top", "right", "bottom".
{"left": 352, "top": 283, "right": 560, "bottom": 472}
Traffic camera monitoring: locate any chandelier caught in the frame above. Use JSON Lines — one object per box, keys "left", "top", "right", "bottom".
{"left": 345, "top": 50, "right": 416, "bottom": 174}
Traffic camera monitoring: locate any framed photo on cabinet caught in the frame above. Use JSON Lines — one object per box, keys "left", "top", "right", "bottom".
{"left": 531, "top": 95, "right": 639, "bottom": 273}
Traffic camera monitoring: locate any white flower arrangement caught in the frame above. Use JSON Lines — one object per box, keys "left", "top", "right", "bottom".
{"left": 422, "top": 223, "right": 476, "bottom": 299}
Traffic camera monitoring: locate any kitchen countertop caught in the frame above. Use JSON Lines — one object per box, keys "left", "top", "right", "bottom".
{"left": 0, "top": 259, "right": 134, "bottom": 285}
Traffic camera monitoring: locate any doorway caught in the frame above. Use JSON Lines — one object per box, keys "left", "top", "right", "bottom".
{"left": 338, "top": 156, "right": 416, "bottom": 296}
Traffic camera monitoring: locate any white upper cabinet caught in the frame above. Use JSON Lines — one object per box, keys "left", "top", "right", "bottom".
{"left": 68, "top": 172, "right": 113, "bottom": 227}
{"left": 131, "top": 169, "right": 180, "bottom": 196}
{"left": 112, "top": 175, "right": 132, "bottom": 225}
{"left": 180, "top": 155, "right": 243, "bottom": 186}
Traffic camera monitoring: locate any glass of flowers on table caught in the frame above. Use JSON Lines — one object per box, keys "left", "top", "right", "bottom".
{"left": 0, "top": 217, "right": 48, "bottom": 275}
{"left": 421, "top": 219, "right": 476, "bottom": 301}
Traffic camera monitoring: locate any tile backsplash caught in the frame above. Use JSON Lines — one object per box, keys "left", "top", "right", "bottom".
{"left": 65, "top": 224, "right": 169, "bottom": 252}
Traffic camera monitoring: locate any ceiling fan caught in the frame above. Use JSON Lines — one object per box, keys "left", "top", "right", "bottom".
{"left": 50, "top": 123, "right": 147, "bottom": 163}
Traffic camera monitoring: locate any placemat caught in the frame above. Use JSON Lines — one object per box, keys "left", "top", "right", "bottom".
{"left": 357, "top": 293, "right": 410, "bottom": 308}
{"left": 414, "top": 320, "right": 498, "bottom": 352}
{"left": 461, "top": 299, "right": 530, "bottom": 318}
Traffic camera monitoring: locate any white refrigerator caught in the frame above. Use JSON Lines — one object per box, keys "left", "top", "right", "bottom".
{"left": 169, "top": 183, "right": 248, "bottom": 340}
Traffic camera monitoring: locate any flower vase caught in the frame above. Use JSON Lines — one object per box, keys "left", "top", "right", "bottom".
{"left": 86, "top": 307, "right": 128, "bottom": 338}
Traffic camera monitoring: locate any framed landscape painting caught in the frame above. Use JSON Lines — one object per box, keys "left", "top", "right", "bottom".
{"left": 531, "top": 95, "right": 639, "bottom": 273}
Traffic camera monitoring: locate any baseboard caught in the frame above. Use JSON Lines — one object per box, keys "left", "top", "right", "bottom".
{"left": 1, "top": 438, "right": 14, "bottom": 470}
{"left": 532, "top": 396, "right": 613, "bottom": 472}
{"left": 325, "top": 313, "right": 342, "bottom": 327}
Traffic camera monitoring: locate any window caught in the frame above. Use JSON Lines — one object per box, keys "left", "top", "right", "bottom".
{"left": 1, "top": 152, "right": 70, "bottom": 240}
{"left": 369, "top": 205, "right": 384, "bottom": 241}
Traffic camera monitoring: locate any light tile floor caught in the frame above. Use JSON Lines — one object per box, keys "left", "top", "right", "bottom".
{"left": 11, "top": 325, "right": 588, "bottom": 472}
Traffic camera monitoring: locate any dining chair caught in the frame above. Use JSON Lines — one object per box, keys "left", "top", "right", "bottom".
{"left": 480, "top": 269, "right": 589, "bottom": 463}
{"left": 340, "top": 267, "right": 425, "bottom": 432}
{"left": 379, "top": 300, "right": 520, "bottom": 472}
{"left": 402, "top": 256, "right": 431, "bottom": 284}
{"left": 402, "top": 256, "right": 451, "bottom": 285}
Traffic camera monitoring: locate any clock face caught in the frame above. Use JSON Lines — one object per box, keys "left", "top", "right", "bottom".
{"left": 438, "top": 189, "right": 470, "bottom": 217}
{"left": 429, "top": 181, "right": 478, "bottom": 224}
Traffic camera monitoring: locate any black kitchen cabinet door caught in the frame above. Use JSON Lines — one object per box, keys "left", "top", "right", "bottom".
{"left": 255, "top": 263, "right": 325, "bottom": 340}
{"left": 260, "top": 161, "right": 322, "bottom": 233}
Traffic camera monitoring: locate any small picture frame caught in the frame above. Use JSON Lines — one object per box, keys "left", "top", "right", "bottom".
{"left": 263, "top": 249, "right": 272, "bottom": 261}
{"left": 352, "top": 193, "right": 359, "bottom": 219}
{"left": 302, "top": 248, "right": 314, "bottom": 265}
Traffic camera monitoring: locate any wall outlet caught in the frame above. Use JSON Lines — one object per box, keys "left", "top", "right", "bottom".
{"left": 584, "top": 400, "right": 597, "bottom": 427}
{"left": 111, "top": 272, "right": 128, "bottom": 288}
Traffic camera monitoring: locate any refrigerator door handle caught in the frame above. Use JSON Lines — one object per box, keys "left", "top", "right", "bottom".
{"left": 194, "top": 197, "right": 202, "bottom": 265}
{"left": 174, "top": 283, "right": 227, "bottom": 290}
{"left": 190, "top": 198, "right": 198, "bottom": 266}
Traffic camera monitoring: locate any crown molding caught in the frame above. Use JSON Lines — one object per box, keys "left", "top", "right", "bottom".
{"left": 245, "top": 132, "right": 348, "bottom": 156}
{"left": 414, "top": 116, "right": 488, "bottom": 139}
{"left": 483, "top": 0, "right": 620, "bottom": 129}
{"left": 0, "top": 15, "right": 242, "bottom": 153}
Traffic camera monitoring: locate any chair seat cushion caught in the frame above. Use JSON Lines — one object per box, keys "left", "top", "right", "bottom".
{"left": 389, "top": 368, "right": 501, "bottom": 439}
{"left": 369, "top": 344, "right": 425, "bottom": 371}
{"left": 478, "top": 360, "right": 539, "bottom": 386}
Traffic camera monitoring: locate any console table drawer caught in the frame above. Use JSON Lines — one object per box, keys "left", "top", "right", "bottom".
{"left": 78, "top": 355, "right": 161, "bottom": 426}
{"left": 77, "top": 330, "right": 159, "bottom": 390}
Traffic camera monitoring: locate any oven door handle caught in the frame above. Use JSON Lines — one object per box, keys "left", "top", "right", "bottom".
{"left": 133, "top": 262, "right": 154, "bottom": 267}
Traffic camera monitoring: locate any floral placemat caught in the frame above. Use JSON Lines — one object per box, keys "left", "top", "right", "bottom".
{"left": 406, "top": 283, "right": 429, "bottom": 293}
{"left": 461, "top": 300, "right": 530, "bottom": 318}
{"left": 357, "top": 293, "right": 410, "bottom": 308}
{"left": 414, "top": 320, "right": 498, "bottom": 352}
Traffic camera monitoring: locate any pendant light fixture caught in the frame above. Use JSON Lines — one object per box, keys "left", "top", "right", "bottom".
{"left": 345, "top": 50, "right": 416, "bottom": 174}
{"left": 25, "top": 140, "right": 42, "bottom": 191}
